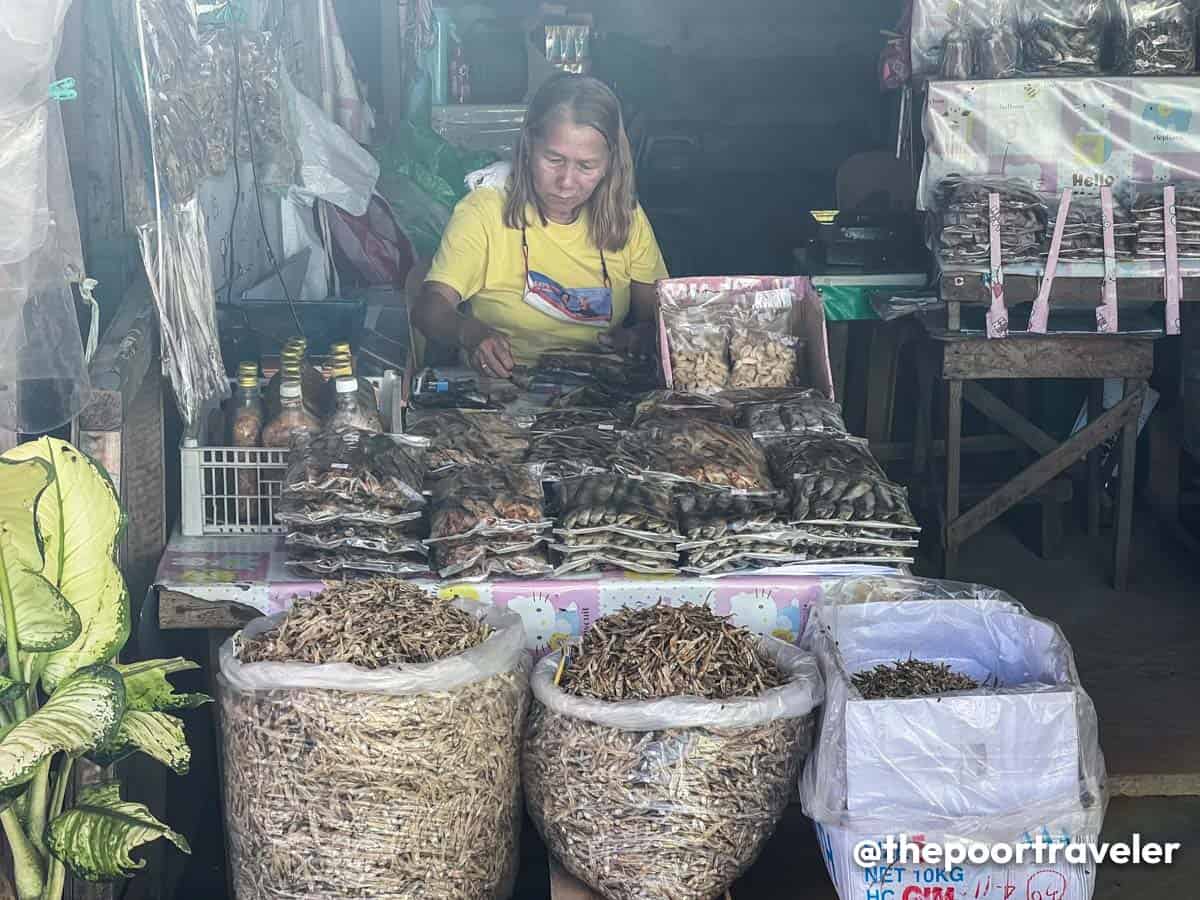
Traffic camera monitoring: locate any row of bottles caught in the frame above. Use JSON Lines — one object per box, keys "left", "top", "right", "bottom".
{"left": 229, "top": 339, "right": 383, "bottom": 449}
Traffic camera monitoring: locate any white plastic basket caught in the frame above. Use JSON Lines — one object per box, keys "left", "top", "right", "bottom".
{"left": 180, "top": 445, "right": 290, "bottom": 536}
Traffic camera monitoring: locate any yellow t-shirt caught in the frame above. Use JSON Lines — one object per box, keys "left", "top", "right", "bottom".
{"left": 425, "top": 188, "right": 669, "bottom": 363}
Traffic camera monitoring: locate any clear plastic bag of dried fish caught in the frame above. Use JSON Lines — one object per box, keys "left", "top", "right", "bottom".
{"left": 723, "top": 285, "right": 803, "bottom": 390}
{"left": 673, "top": 482, "right": 785, "bottom": 540}
{"left": 428, "top": 464, "right": 550, "bottom": 541}
{"left": 630, "top": 390, "right": 736, "bottom": 428}
{"left": 406, "top": 409, "right": 530, "bottom": 471}
{"left": 1018, "top": 0, "right": 1109, "bottom": 74}
{"left": 639, "top": 420, "right": 775, "bottom": 492}
{"left": 286, "top": 523, "right": 428, "bottom": 556}
{"left": 680, "top": 530, "right": 807, "bottom": 575}
{"left": 524, "top": 604, "right": 821, "bottom": 900}
{"left": 726, "top": 388, "right": 848, "bottom": 436}
{"left": 766, "top": 435, "right": 918, "bottom": 528}
{"left": 530, "top": 348, "right": 659, "bottom": 393}
{"left": 218, "top": 581, "right": 530, "bottom": 900}
{"left": 434, "top": 538, "right": 554, "bottom": 580}
{"left": 662, "top": 307, "right": 731, "bottom": 394}
{"left": 531, "top": 406, "right": 626, "bottom": 434}
{"left": 525, "top": 425, "right": 637, "bottom": 480}
{"left": 1120, "top": 0, "right": 1198, "bottom": 74}
{"left": 933, "top": 176, "right": 1047, "bottom": 266}
{"left": 1128, "top": 182, "right": 1200, "bottom": 258}
{"left": 1047, "top": 201, "right": 1138, "bottom": 261}
{"left": 555, "top": 473, "right": 680, "bottom": 535}
{"left": 282, "top": 429, "right": 427, "bottom": 512}
{"left": 286, "top": 549, "right": 433, "bottom": 579}
{"left": 275, "top": 497, "right": 424, "bottom": 529}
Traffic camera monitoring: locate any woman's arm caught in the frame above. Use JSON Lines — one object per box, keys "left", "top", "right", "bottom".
{"left": 412, "top": 281, "right": 515, "bottom": 377}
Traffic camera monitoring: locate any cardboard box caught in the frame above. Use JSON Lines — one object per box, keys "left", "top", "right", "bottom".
{"left": 656, "top": 275, "right": 836, "bottom": 402}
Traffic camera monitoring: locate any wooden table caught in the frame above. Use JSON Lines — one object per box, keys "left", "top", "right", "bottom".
{"left": 914, "top": 330, "right": 1155, "bottom": 590}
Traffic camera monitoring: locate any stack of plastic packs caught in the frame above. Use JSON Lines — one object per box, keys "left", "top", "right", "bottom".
{"left": 524, "top": 424, "right": 648, "bottom": 481}
{"left": 801, "top": 576, "right": 1106, "bottom": 900}
{"left": 279, "top": 429, "right": 431, "bottom": 578}
{"left": 1131, "top": 184, "right": 1200, "bottom": 258}
{"left": 406, "top": 409, "right": 531, "bottom": 471}
{"left": 1122, "top": 0, "right": 1197, "bottom": 74}
{"left": 550, "top": 473, "right": 683, "bottom": 575}
{"left": 1019, "top": 0, "right": 1109, "bottom": 74}
{"left": 933, "top": 176, "right": 1047, "bottom": 266}
{"left": 1049, "top": 201, "right": 1138, "bottom": 260}
{"left": 426, "top": 464, "right": 554, "bottom": 579}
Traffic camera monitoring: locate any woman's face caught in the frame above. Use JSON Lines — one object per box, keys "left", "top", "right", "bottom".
{"left": 531, "top": 116, "right": 610, "bottom": 224}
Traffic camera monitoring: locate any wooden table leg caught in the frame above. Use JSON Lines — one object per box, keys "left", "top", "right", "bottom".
{"left": 1087, "top": 381, "right": 1104, "bottom": 537}
{"left": 945, "top": 379, "right": 964, "bottom": 576}
{"left": 1113, "top": 380, "right": 1142, "bottom": 590}
{"left": 913, "top": 353, "right": 933, "bottom": 479}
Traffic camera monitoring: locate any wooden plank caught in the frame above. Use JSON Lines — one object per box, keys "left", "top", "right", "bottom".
{"left": 81, "top": 278, "right": 157, "bottom": 432}
{"left": 911, "top": 352, "right": 934, "bottom": 476}
{"left": 871, "top": 434, "right": 1021, "bottom": 463}
{"left": 1087, "top": 382, "right": 1104, "bottom": 537}
{"left": 942, "top": 335, "right": 1154, "bottom": 380}
{"left": 1114, "top": 380, "right": 1144, "bottom": 590}
{"left": 948, "top": 388, "right": 1142, "bottom": 546}
{"left": 1111, "top": 773, "right": 1200, "bottom": 798}
{"left": 863, "top": 322, "right": 902, "bottom": 445}
{"left": 944, "top": 380, "right": 963, "bottom": 576}
{"left": 962, "top": 381, "right": 1059, "bottom": 456}
{"left": 158, "top": 590, "right": 262, "bottom": 631}
{"left": 942, "top": 271, "right": 1200, "bottom": 305}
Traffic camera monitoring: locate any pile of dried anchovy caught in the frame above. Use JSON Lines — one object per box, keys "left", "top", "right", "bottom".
{"left": 526, "top": 603, "right": 807, "bottom": 900}
{"left": 851, "top": 657, "right": 981, "bottom": 700}
{"left": 238, "top": 579, "right": 490, "bottom": 667}
{"left": 224, "top": 579, "right": 527, "bottom": 900}
{"left": 560, "top": 604, "right": 786, "bottom": 701}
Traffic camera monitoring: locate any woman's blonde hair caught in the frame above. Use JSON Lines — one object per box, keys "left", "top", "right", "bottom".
{"left": 504, "top": 73, "right": 637, "bottom": 253}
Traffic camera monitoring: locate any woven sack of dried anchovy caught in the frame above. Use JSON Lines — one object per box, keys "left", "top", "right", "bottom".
{"left": 524, "top": 603, "right": 822, "bottom": 900}
{"left": 218, "top": 581, "right": 530, "bottom": 900}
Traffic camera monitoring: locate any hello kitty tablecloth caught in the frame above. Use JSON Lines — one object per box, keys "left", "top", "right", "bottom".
{"left": 157, "top": 529, "right": 844, "bottom": 656}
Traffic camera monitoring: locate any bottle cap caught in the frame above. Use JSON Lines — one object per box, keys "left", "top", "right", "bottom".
{"left": 335, "top": 376, "right": 357, "bottom": 394}
{"left": 330, "top": 341, "right": 351, "bottom": 355}
{"left": 280, "top": 382, "right": 303, "bottom": 400}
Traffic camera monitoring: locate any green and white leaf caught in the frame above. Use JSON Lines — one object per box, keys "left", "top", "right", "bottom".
{"left": 3, "top": 439, "right": 131, "bottom": 691}
{"left": 88, "top": 711, "right": 191, "bottom": 775}
{"left": 0, "top": 674, "right": 26, "bottom": 703}
{"left": 0, "top": 664, "right": 124, "bottom": 792}
{"left": 115, "top": 658, "right": 210, "bottom": 712}
{"left": 47, "top": 781, "right": 191, "bottom": 882}
{"left": 0, "top": 552, "right": 80, "bottom": 652}
{"left": 0, "top": 455, "right": 53, "bottom": 572}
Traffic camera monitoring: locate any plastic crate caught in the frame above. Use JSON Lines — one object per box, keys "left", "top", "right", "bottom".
{"left": 180, "top": 445, "right": 290, "bottom": 536}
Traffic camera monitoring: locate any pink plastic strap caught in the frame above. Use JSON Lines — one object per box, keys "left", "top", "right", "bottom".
{"left": 985, "top": 192, "right": 1008, "bottom": 339}
{"left": 1164, "top": 185, "right": 1182, "bottom": 336}
{"left": 1096, "top": 187, "right": 1118, "bottom": 334}
{"left": 1029, "top": 189, "right": 1072, "bottom": 334}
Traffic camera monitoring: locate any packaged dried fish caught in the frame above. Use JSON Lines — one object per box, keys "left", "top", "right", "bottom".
{"left": 728, "top": 330, "right": 803, "bottom": 389}
{"left": 631, "top": 390, "right": 736, "bottom": 428}
{"left": 551, "top": 542, "right": 679, "bottom": 562}
{"left": 531, "top": 407, "right": 624, "bottom": 433}
{"left": 666, "top": 323, "right": 729, "bottom": 394}
{"left": 275, "top": 498, "right": 424, "bottom": 529}
{"left": 727, "top": 388, "right": 848, "bottom": 436}
{"left": 285, "top": 551, "right": 432, "bottom": 578}
{"left": 555, "top": 474, "right": 679, "bottom": 534}
{"left": 550, "top": 383, "right": 634, "bottom": 410}
{"left": 282, "top": 429, "right": 427, "bottom": 512}
{"left": 533, "top": 349, "right": 659, "bottom": 392}
{"left": 933, "top": 176, "right": 1047, "bottom": 266}
{"left": 406, "top": 410, "right": 530, "bottom": 470}
{"left": 428, "top": 464, "right": 550, "bottom": 541}
{"left": 673, "top": 484, "right": 784, "bottom": 540}
{"left": 1019, "top": 0, "right": 1108, "bottom": 75}
{"left": 638, "top": 420, "right": 774, "bottom": 492}
{"left": 525, "top": 425, "right": 632, "bottom": 480}
{"left": 552, "top": 553, "right": 679, "bottom": 577}
{"left": 1122, "top": 0, "right": 1198, "bottom": 73}
{"left": 286, "top": 525, "right": 428, "bottom": 557}
{"left": 766, "top": 435, "right": 917, "bottom": 528}
{"left": 434, "top": 537, "right": 553, "bottom": 580}
{"left": 553, "top": 527, "right": 683, "bottom": 548}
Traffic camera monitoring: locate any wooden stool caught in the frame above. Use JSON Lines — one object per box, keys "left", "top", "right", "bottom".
{"left": 914, "top": 332, "right": 1155, "bottom": 590}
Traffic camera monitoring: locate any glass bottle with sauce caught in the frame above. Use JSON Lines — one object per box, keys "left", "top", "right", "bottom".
{"left": 324, "top": 349, "right": 384, "bottom": 433}
{"left": 324, "top": 340, "right": 380, "bottom": 420}
{"left": 266, "top": 338, "right": 324, "bottom": 419}
{"left": 230, "top": 362, "right": 265, "bottom": 523}
{"left": 262, "top": 358, "right": 322, "bottom": 447}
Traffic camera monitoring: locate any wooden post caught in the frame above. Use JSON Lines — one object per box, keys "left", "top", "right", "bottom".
{"left": 1087, "top": 382, "right": 1104, "bottom": 537}
{"left": 912, "top": 352, "right": 934, "bottom": 478}
{"left": 944, "top": 379, "right": 963, "bottom": 575}
{"left": 1113, "top": 380, "right": 1143, "bottom": 590}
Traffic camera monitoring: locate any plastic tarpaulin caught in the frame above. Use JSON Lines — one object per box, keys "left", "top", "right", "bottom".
{"left": 920, "top": 76, "right": 1200, "bottom": 211}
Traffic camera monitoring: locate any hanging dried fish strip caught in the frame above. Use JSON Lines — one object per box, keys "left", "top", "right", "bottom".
{"left": 283, "top": 429, "right": 427, "bottom": 511}
{"left": 631, "top": 390, "right": 736, "bottom": 427}
{"left": 639, "top": 420, "right": 774, "bottom": 492}
{"left": 556, "top": 473, "right": 678, "bottom": 534}
{"left": 222, "top": 584, "right": 528, "bottom": 900}
{"left": 851, "top": 658, "right": 982, "bottom": 700}
{"left": 524, "top": 604, "right": 820, "bottom": 900}
{"left": 407, "top": 410, "right": 530, "bottom": 470}
{"left": 428, "top": 464, "right": 549, "bottom": 541}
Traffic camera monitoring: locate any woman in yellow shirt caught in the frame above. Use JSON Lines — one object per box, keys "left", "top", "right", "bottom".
{"left": 412, "top": 73, "right": 669, "bottom": 377}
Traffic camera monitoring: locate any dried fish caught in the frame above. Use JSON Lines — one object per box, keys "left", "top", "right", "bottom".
{"left": 224, "top": 581, "right": 527, "bottom": 899}
{"left": 639, "top": 420, "right": 774, "bottom": 492}
{"left": 286, "top": 524, "right": 427, "bottom": 556}
{"left": 407, "top": 410, "right": 529, "bottom": 470}
{"left": 428, "top": 464, "right": 549, "bottom": 541}
{"left": 727, "top": 388, "right": 848, "bottom": 436}
{"left": 729, "top": 329, "right": 801, "bottom": 389}
{"left": 531, "top": 407, "right": 624, "bottom": 433}
{"left": 631, "top": 390, "right": 736, "bottom": 428}
{"left": 282, "top": 429, "right": 427, "bottom": 512}
{"left": 525, "top": 425, "right": 639, "bottom": 479}
{"left": 275, "top": 498, "right": 424, "bottom": 529}
{"left": 556, "top": 473, "right": 679, "bottom": 534}
{"left": 851, "top": 657, "right": 982, "bottom": 700}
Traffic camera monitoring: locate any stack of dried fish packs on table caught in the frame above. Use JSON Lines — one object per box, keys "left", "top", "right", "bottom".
{"left": 726, "top": 387, "right": 849, "bottom": 436}
{"left": 933, "top": 176, "right": 1047, "bottom": 267}
{"left": 279, "top": 428, "right": 431, "bottom": 578}
{"left": 1131, "top": 184, "right": 1200, "bottom": 258}
{"left": 426, "top": 463, "right": 554, "bottom": 579}
{"left": 524, "top": 603, "right": 821, "bottom": 900}
{"left": 406, "top": 409, "right": 530, "bottom": 471}
{"left": 524, "top": 424, "right": 647, "bottom": 481}
{"left": 630, "top": 389, "right": 736, "bottom": 427}
{"left": 219, "top": 579, "right": 530, "bottom": 900}
{"left": 550, "top": 473, "right": 683, "bottom": 575}
{"left": 1049, "top": 201, "right": 1138, "bottom": 261}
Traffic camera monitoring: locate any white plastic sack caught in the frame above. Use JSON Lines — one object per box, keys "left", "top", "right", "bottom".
{"left": 465, "top": 160, "right": 513, "bottom": 193}
{"left": 221, "top": 600, "right": 526, "bottom": 694}
{"left": 800, "top": 577, "right": 1106, "bottom": 845}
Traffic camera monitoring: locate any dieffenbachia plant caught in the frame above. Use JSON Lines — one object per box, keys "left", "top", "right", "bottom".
{"left": 0, "top": 438, "right": 206, "bottom": 900}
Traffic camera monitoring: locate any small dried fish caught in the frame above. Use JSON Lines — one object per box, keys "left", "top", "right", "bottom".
{"left": 851, "top": 657, "right": 982, "bottom": 700}
{"left": 282, "top": 429, "right": 426, "bottom": 512}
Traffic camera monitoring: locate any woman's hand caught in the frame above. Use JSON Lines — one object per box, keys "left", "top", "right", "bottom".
{"left": 461, "top": 318, "right": 515, "bottom": 378}
{"left": 599, "top": 322, "right": 658, "bottom": 359}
